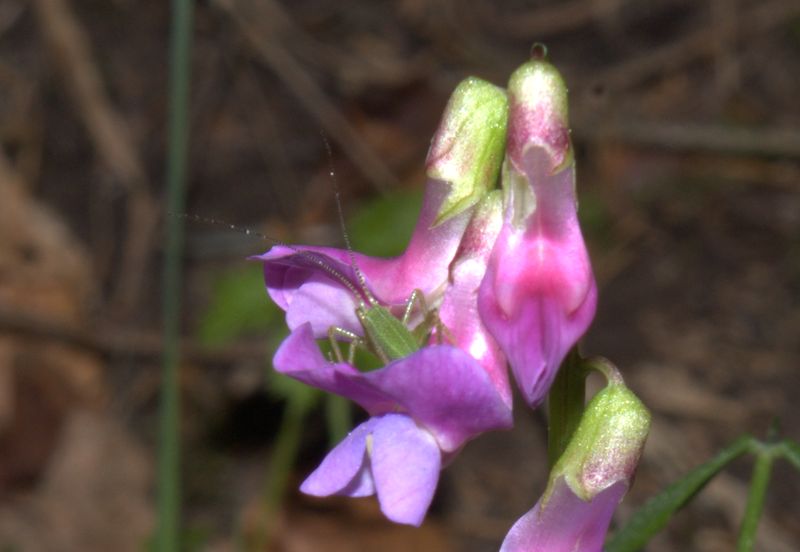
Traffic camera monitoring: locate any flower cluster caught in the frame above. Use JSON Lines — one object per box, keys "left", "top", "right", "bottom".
{"left": 255, "top": 52, "right": 649, "bottom": 549}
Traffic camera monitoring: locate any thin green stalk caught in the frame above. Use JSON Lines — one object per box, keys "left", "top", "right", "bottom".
{"left": 157, "top": 0, "right": 194, "bottom": 549}
{"left": 546, "top": 347, "right": 585, "bottom": 467}
{"left": 736, "top": 445, "right": 776, "bottom": 552}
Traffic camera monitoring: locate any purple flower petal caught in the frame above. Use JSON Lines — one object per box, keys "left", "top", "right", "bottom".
{"left": 300, "top": 418, "right": 377, "bottom": 498}
{"left": 275, "top": 324, "right": 513, "bottom": 451}
{"left": 370, "top": 413, "right": 441, "bottom": 526}
{"left": 500, "top": 480, "right": 627, "bottom": 552}
{"left": 367, "top": 345, "right": 513, "bottom": 451}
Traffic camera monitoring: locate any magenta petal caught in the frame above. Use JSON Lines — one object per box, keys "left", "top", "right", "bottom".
{"left": 367, "top": 346, "right": 513, "bottom": 451}
{"left": 479, "top": 262, "right": 597, "bottom": 408}
{"left": 500, "top": 480, "right": 627, "bottom": 552}
{"left": 438, "top": 192, "right": 511, "bottom": 407}
{"left": 479, "top": 149, "right": 597, "bottom": 408}
{"left": 370, "top": 413, "right": 441, "bottom": 526}
{"left": 300, "top": 418, "right": 377, "bottom": 498}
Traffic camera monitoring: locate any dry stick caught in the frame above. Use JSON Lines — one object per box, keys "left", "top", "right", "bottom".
{"left": 216, "top": 0, "right": 398, "bottom": 194}
{"left": 31, "top": 0, "right": 158, "bottom": 316}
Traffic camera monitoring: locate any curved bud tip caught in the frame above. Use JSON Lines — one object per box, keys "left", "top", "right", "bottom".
{"left": 426, "top": 77, "right": 508, "bottom": 225}
{"left": 530, "top": 42, "right": 548, "bottom": 60}
{"left": 549, "top": 379, "right": 651, "bottom": 503}
{"left": 507, "top": 57, "right": 571, "bottom": 174}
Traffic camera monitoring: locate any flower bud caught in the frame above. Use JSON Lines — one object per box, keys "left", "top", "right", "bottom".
{"left": 500, "top": 371, "right": 650, "bottom": 552}
{"left": 478, "top": 57, "right": 596, "bottom": 407}
{"left": 426, "top": 77, "right": 508, "bottom": 225}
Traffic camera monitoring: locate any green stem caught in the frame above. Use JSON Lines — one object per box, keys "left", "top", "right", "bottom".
{"left": 157, "top": 0, "right": 194, "bottom": 549}
{"left": 546, "top": 347, "right": 586, "bottom": 467}
{"left": 736, "top": 445, "right": 776, "bottom": 552}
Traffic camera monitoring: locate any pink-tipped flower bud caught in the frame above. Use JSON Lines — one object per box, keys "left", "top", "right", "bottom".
{"left": 478, "top": 57, "right": 597, "bottom": 408}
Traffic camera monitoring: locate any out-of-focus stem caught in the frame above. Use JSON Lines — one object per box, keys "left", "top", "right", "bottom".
{"left": 157, "top": 0, "right": 194, "bottom": 549}
{"left": 547, "top": 347, "right": 586, "bottom": 467}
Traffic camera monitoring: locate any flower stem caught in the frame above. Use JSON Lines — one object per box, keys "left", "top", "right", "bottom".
{"left": 157, "top": 0, "right": 194, "bottom": 549}
{"left": 547, "top": 347, "right": 586, "bottom": 467}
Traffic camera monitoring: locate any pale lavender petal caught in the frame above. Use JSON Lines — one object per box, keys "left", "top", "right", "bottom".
{"left": 500, "top": 480, "right": 627, "bottom": 552}
{"left": 370, "top": 413, "right": 441, "bottom": 526}
{"left": 272, "top": 324, "right": 394, "bottom": 413}
{"left": 258, "top": 246, "right": 373, "bottom": 335}
{"left": 285, "top": 276, "right": 361, "bottom": 337}
{"left": 367, "top": 346, "right": 513, "bottom": 451}
{"left": 300, "top": 418, "right": 377, "bottom": 498}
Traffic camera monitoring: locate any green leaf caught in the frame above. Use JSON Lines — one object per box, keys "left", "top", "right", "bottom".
{"left": 737, "top": 447, "right": 776, "bottom": 552}
{"left": 606, "top": 436, "right": 754, "bottom": 552}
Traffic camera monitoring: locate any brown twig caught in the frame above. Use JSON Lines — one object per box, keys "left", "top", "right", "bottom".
{"left": 215, "top": 0, "right": 399, "bottom": 193}
{"left": 31, "top": 0, "right": 158, "bottom": 317}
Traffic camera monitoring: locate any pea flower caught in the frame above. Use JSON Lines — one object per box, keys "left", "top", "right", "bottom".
{"left": 478, "top": 56, "right": 597, "bottom": 408}
{"left": 255, "top": 77, "right": 513, "bottom": 525}
{"left": 501, "top": 366, "right": 650, "bottom": 551}
{"left": 274, "top": 323, "right": 512, "bottom": 525}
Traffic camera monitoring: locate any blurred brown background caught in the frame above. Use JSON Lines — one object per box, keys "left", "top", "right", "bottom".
{"left": 0, "top": 0, "right": 799, "bottom": 550}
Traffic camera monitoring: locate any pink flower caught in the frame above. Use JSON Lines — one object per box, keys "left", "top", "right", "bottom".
{"left": 479, "top": 58, "right": 597, "bottom": 408}
{"left": 255, "top": 77, "right": 513, "bottom": 525}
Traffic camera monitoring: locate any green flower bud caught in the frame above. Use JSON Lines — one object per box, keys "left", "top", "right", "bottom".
{"left": 546, "top": 368, "right": 651, "bottom": 503}
{"left": 426, "top": 77, "right": 508, "bottom": 225}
